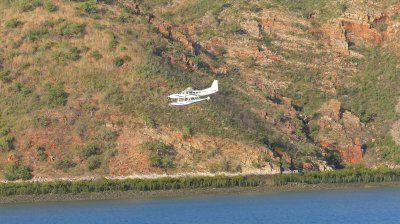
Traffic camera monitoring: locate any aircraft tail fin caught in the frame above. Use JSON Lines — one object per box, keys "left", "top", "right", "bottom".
{"left": 210, "top": 80, "right": 218, "bottom": 92}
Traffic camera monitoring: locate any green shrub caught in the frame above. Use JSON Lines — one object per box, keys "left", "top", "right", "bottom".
{"left": 33, "top": 115, "right": 51, "bottom": 127}
{"left": 4, "top": 164, "right": 33, "bottom": 181}
{"left": 339, "top": 3, "right": 347, "bottom": 13}
{"left": 44, "top": 82, "right": 68, "bottom": 107}
{"left": 54, "top": 159, "right": 76, "bottom": 170}
{"left": 0, "top": 69, "right": 13, "bottom": 83}
{"left": 108, "top": 32, "right": 118, "bottom": 51}
{"left": 67, "top": 47, "right": 81, "bottom": 61}
{"left": 116, "top": 14, "right": 129, "bottom": 23}
{"left": 79, "top": 0, "right": 98, "bottom": 14}
{"left": 0, "top": 137, "right": 15, "bottom": 151}
{"left": 113, "top": 57, "right": 125, "bottom": 67}
{"left": 18, "top": 166, "right": 33, "bottom": 180}
{"left": 59, "top": 22, "right": 86, "bottom": 38}
{"left": 150, "top": 156, "right": 174, "bottom": 169}
{"left": 80, "top": 144, "right": 101, "bottom": 159}
{"left": 15, "top": 0, "right": 42, "bottom": 12}
{"left": 143, "top": 115, "right": 156, "bottom": 128}
{"left": 44, "top": 0, "right": 58, "bottom": 12}
{"left": 113, "top": 55, "right": 132, "bottom": 67}
{"left": 0, "top": 126, "right": 10, "bottom": 136}
{"left": 103, "top": 85, "right": 124, "bottom": 106}
{"left": 261, "top": 35, "right": 272, "bottom": 46}
{"left": 36, "top": 145, "right": 47, "bottom": 161}
{"left": 53, "top": 46, "right": 81, "bottom": 63}
{"left": 182, "top": 126, "right": 194, "bottom": 139}
{"left": 142, "top": 140, "right": 175, "bottom": 170}
{"left": 24, "top": 27, "right": 50, "bottom": 41}
{"left": 76, "top": 0, "right": 102, "bottom": 18}
{"left": 87, "top": 157, "right": 101, "bottom": 170}
{"left": 5, "top": 18, "right": 23, "bottom": 29}
{"left": 224, "top": 21, "right": 242, "bottom": 34}
{"left": 90, "top": 50, "right": 102, "bottom": 60}
{"left": 95, "top": 127, "right": 117, "bottom": 142}
{"left": 9, "top": 82, "right": 32, "bottom": 96}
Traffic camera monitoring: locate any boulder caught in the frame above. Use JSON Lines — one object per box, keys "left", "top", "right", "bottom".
{"left": 320, "top": 99, "right": 342, "bottom": 122}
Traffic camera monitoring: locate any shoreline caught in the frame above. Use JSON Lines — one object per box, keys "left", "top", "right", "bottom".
{"left": 0, "top": 170, "right": 281, "bottom": 183}
{"left": 2, "top": 181, "right": 400, "bottom": 204}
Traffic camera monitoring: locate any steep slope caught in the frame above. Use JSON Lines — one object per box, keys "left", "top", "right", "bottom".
{"left": 140, "top": 0, "right": 400, "bottom": 166}
{"left": 0, "top": 0, "right": 399, "bottom": 180}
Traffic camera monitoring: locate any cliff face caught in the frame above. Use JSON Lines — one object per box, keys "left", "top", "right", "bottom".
{"left": 139, "top": 0, "right": 400, "bottom": 167}
{"left": 318, "top": 99, "right": 363, "bottom": 164}
{"left": 0, "top": 0, "right": 399, "bottom": 180}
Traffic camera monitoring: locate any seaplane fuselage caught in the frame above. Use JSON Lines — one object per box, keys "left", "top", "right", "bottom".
{"left": 168, "top": 80, "right": 218, "bottom": 106}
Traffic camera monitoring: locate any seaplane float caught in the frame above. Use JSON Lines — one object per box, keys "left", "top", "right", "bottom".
{"left": 168, "top": 80, "right": 218, "bottom": 106}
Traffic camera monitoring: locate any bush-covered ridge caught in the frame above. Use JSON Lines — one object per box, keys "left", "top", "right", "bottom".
{"left": 0, "top": 0, "right": 399, "bottom": 180}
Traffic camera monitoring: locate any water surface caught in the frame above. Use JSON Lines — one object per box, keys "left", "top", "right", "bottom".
{"left": 1, "top": 187, "right": 399, "bottom": 224}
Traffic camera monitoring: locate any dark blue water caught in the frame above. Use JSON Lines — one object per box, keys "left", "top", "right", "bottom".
{"left": 1, "top": 187, "right": 400, "bottom": 224}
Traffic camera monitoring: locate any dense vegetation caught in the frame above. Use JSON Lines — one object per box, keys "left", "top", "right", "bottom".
{"left": 0, "top": 175, "right": 261, "bottom": 196}
{"left": 142, "top": 140, "right": 176, "bottom": 170}
{"left": 274, "top": 166, "right": 400, "bottom": 185}
{"left": 1, "top": 167, "right": 400, "bottom": 196}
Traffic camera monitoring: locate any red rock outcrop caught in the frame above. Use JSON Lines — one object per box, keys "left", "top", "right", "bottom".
{"left": 317, "top": 99, "right": 364, "bottom": 164}
{"left": 340, "top": 18, "right": 383, "bottom": 44}
{"left": 316, "top": 22, "right": 349, "bottom": 55}
{"left": 316, "top": 10, "right": 391, "bottom": 54}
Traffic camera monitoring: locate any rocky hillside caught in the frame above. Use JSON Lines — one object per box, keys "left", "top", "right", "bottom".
{"left": 0, "top": 0, "right": 399, "bottom": 180}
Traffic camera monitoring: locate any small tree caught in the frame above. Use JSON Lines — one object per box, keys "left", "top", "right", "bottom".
{"left": 142, "top": 140, "right": 175, "bottom": 170}
{"left": 182, "top": 126, "right": 194, "bottom": 139}
{"left": 36, "top": 145, "right": 47, "bottom": 161}
{"left": 54, "top": 159, "right": 76, "bottom": 170}
{"left": 87, "top": 157, "right": 101, "bottom": 170}
{"left": 18, "top": 165, "right": 33, "bottom": 180}
{"left": 0, "top": 137, "right": 15, "bottom": 152}
{"left": 0, "top": 126, "right": 11, "bottom": 138}
{"left": 90, "top": 50, "right": 102, "bottom": 60}
{"left": 80, "top": 144, "right": 101, "bottom": 159}
{"left": 4, "top": 163, "right": 33, "bottom": 181}
{"left": 45, "top": 82, "right": 68, "bottom": 107}
{"left": 4, "top": 164, "right": 19, "bottom": 181}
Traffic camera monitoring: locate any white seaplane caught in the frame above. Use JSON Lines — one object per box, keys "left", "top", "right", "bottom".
{"left": 168, "top": 80, "right": 218, "bottom": 106}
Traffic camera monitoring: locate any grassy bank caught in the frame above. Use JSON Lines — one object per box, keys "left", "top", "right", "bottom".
{"left": 0, "top": 175, "right": 261, "bottom": 197}
{"left": 274, "top": 166, "right": 400, "bottom": 185}
{"left": 4, "top": 182, "right": 400, "bottom": 204}
{"left": 1, "top": 167, "right": 400, "bottom": 203}
{"left": 1, "top": 167, "right": 400, "bottom": 198}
